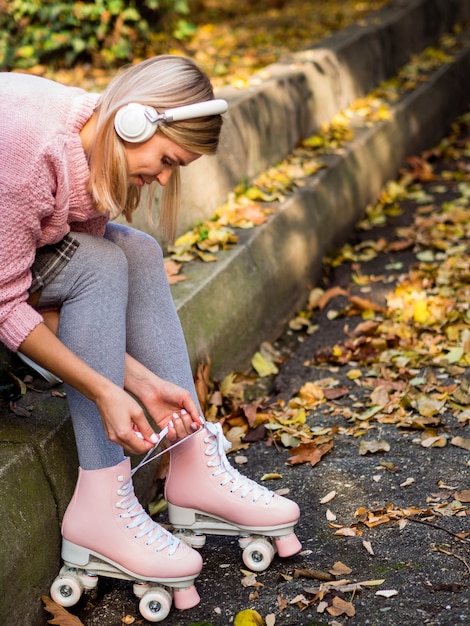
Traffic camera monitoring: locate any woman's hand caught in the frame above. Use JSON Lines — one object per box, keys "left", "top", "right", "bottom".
{"left": 124, "top": 354, "right": 204, "bottom": 442}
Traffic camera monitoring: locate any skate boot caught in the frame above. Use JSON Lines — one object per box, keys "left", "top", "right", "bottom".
{"left": 50, "top": 458, "right": 202, "bottom": 622}
{"left": 165, "top": 421, "right": 302, "bottom": 572}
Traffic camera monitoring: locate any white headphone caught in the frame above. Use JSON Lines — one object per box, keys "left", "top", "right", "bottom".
{"left": 114, "top": 99, "right": 228, "bottom": 143}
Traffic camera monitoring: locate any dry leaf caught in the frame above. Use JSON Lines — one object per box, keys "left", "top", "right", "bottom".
{"left": 451, "top": 436, "right": 470, "bottom": 451}
{"left": 121, "top": 617, "right": 135, "bottom": 625}
{"left": 164, "top": 259, "right": 188, "bottom": 284}
{"left": 320, "top": 490, "right": 337, "bottom": 504}
{"left": 42, "top": 596, "right": 84, "bottom": 626}
{"left": 333, "top": 526, "right": 362, "bottom": 537}
{"left": 362, "top": 540, "right": 375, "bottom": 555}
{"left": 376, "top": 589, "right": 399, "bottom": 598}
{"left": 400, "top": 477, "right": 415, "bottom": 487}
{"left": 329, "top": 561, "right": 353, "bottom": 576}
{"left": 261, "top": 473, "right": 283, "bottom": 481}
{"left": 265, "top": 614, "right": 276, "bottom": 626}
{"left": 326, "top": 596, "right": 356, "bottom": 617}
{"left": 293, "top": 568, "right": 333, "bottom": 582}
{"left": 455, "top": 490, "right": 470, "bottom": 503}
{"left": 288, "top": 441, "right": 333, "bottom": 466}
{"left": 326, "top": 509, "right": 337, "bottom": 521}
{"left": 359, "top": 439, "right": 390, "bottom": 455}
{"left": 241, "top": 573, "right": 264, "bottom": 588}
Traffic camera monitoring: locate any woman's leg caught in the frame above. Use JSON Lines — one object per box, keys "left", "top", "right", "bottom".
{"left": 104, "top": 223, "right": 200, "bottom": 407}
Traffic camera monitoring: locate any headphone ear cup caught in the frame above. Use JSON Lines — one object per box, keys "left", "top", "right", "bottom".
{"left": 114, "top": 103, "right": 157, "bottom": 143}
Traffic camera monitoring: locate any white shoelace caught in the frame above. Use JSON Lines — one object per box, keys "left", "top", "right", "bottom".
{"left": 130, "top": 425, "right": 201, "bottom": 476}
{"left": 116, "top": 474, "right": 179, "bottom": 555}
{"left": 204, "top": 422, "right": 275, "bottom": 505}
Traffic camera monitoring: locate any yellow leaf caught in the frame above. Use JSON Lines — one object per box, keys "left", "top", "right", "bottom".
{"left": 234, "top": 609, "right": 265, "bottom": 626}
{"left": 347, "top": 368, "right": 362, "bottom": 380}
{"left": 251, "top": 352, "right": 279, "bottom": 377}
{"left": 261, "top": 473, "right": 283, "bottom": 481}
{"left": 360, "top": 579, "right": 386, "bottom": 586}
{"left": 413, "top": 299, "right": 431, "bottom": 324}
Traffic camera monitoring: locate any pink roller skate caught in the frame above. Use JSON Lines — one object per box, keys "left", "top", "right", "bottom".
{"left": 50, "top": 457, "right": 202, "bottom": 623}
{"left": 165, "top": 421, "right": 302, "bottom": 572}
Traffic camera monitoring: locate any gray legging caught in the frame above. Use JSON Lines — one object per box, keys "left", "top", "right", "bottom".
{"left": 36, "top": 223, "right": 200, "bottom": 470}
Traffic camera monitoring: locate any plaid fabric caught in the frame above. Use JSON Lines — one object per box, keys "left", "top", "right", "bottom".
{"left": 30, "top": 234, "right": 80, "bottom": 293}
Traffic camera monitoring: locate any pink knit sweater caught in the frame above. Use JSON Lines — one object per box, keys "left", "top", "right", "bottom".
{"left": 0, "top": 72, "right": 109, "bottom": 351}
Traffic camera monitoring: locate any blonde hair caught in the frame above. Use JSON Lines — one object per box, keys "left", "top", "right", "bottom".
{"left": 88, "top": 55, "right": 223, "bottom": 243}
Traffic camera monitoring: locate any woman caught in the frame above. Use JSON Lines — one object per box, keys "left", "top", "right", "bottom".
{"left": 0, "top": 55, "right": 300, "bottom": 617}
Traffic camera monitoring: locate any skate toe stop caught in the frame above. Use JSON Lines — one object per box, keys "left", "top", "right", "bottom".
{"left": 274, "top": 533, "right": 302, "bottom": 557}
{"left": 173, "top": 584, "right": 201, "bottom": 610}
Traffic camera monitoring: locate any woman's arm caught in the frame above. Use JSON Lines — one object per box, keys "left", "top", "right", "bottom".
{"left": 18, "top": 322, "right": 163, "bottom": 454}
{"left": 124, "top": 353, "right": 204, "bottom": 438}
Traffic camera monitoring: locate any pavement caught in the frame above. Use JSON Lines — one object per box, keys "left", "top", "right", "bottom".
{"left": 1, "top": 0, "right": 470, "bottom": 624}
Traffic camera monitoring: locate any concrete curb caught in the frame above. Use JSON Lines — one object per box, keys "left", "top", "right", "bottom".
{"left": 1, "top": 1, "right": 470, "bottom": 624}
{"left": 175, "top": 34, "right": 470, "bottom": 378}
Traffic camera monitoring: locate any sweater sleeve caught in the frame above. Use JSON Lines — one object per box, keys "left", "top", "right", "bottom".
{"left": 0, "top": 139, "right": 69, "bottom": 351}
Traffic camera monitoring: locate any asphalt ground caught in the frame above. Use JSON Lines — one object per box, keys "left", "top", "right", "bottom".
{"left": 57, "top": 109, "right": 470, "bottom": 626}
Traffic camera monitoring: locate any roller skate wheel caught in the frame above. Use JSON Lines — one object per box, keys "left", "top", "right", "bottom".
{"left": 174, "top": 529, "right": 206, "bottom": 548}
{"left": 50, "top": 572, "right": 83, "bottom": 607}
{"left": 186, "top": 532, "right": 206, "bottom": 548}
{"left": 242, "top": 537, "right": 275, "bottom": 572}
{"left": 238, "top": 535, "right": 254, "bottom": 549}
{"left": 139, "top": 587, "right": 172, "bottom": 622}
{"left": 80, "top": 571, "right": 98, "bottom": 589}
{"left": 133, "top": 582, "right": 150, "bottom": 598}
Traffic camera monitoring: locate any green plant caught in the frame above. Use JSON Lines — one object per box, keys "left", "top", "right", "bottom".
{"left": 0, "top": 0, "right": 194, "bottom": 70}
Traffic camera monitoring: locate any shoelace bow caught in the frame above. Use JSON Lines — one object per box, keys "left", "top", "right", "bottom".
{"left": 116, "top": 476, "right": 179, "bottom": 555}
{"left": 205, "top": 421, "right": 275, "bottom": 505}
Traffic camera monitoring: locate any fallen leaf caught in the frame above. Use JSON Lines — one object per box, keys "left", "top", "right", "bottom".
{"left": 400, "top": 477, "right": 415, "bottom": 487}
{"left": 455, "top": 490, "right": 470, "bottom": 503}
{"left": 121, "top": 616, "right": 135, "bottom": 625}
{"left": 42, "top": 596, "right": 84, "bottom": 625}
{"left": 234, "top": 608, "right": 265, "bottom": 625}
{"left": 362, "top": 540, "right": 375, "bottom": 555}
{"left": 359, "top": 439, "right": 391, "bottom": 455}
{"left": 360, "top": 579, "right": 386, "bottom": 586}
{"left": 376, "top": 589, "right": 399, "bottom": 598}
{"left": 293, "top": 568, "right": 333, "bottom": 582}
{"left": 333, "top": 526, "right": 362, "bottom": 537}
{"left": 241, "top": 573, "right": 264, "bottom": 588}
{"left": 261, "top": 473, "right": 283, "bottom": 481}
{"left": 329, "top": 561, "right": 353, "bottom": 576}
{"left": 288, "top": 441, "right": 333, "bottom": 466}
{"left": 326, "top": 596, "right": 356, "bottom": 617}
{"left": 326, "top": 509, "right": 337, "bottom": 521}
{"left": 451, "top": 436, "right": 470, "bottom": 451}
{"left": 265, "top": 614, "right": 276, "bottom": 626}
{"left": 251, "top": 352, "right": 279, "bottom": 377}
{"left": 320, "top": 490, "right": 337, "bottom": 504}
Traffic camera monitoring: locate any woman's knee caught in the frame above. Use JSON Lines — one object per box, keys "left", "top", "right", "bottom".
{"left": 105, "top": 223, "right": 164, "bottom": 268}
{"left": 65, "top": 232, "right": 129, "bottom": 294}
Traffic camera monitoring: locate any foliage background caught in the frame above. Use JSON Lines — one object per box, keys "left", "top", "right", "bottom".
{"left": 0, "top": 0, "right": 388, "bottom": 89}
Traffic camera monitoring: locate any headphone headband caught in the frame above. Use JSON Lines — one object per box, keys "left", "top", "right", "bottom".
{"left": 114, "top": 99, "right": 228, "bottom": 143}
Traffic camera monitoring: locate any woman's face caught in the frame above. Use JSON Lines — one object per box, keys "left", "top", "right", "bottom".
{"left": 124, "top": 132, "right": 201, "bottom": 187}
